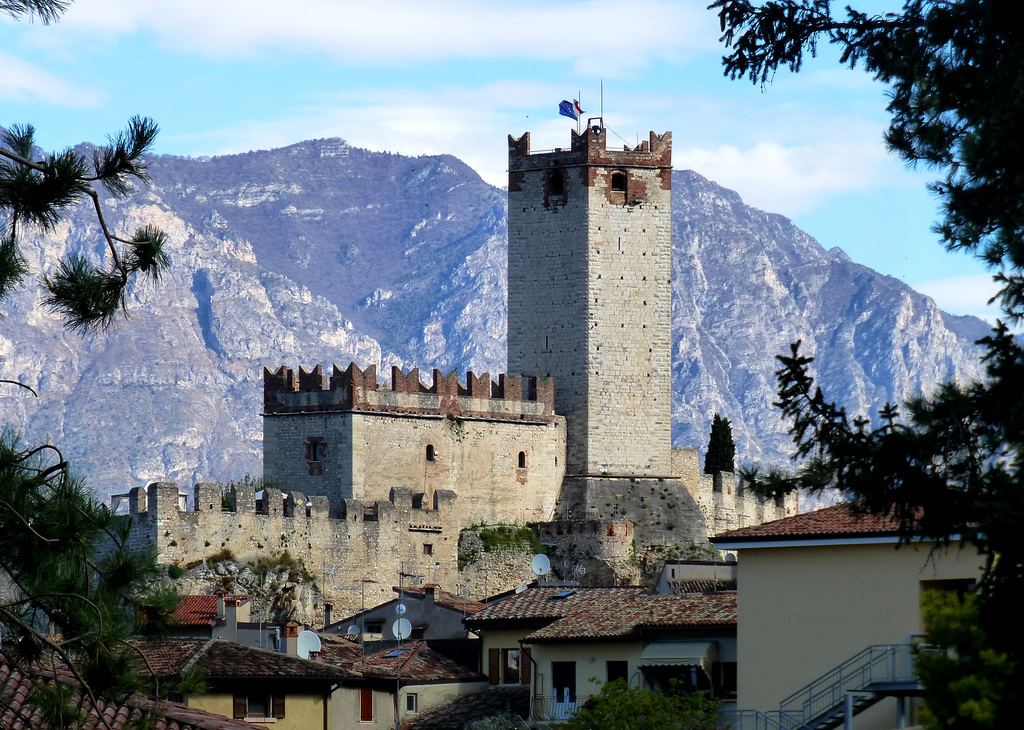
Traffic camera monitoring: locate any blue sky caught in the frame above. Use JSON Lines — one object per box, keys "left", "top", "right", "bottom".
{"left": 0, "top": 0, "right": 1002, "bottom": 324}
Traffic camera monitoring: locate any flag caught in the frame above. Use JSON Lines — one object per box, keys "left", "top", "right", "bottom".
{"left": 559, "top": 99, "right": 585, "bottom": 120}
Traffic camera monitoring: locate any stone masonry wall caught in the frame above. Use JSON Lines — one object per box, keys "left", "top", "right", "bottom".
{"left": 508, "top": 127, "right": 673, "bottom": 478}
{"left": 672, "top": 447, "right": 798, "bottom": 534}
{"left": 126, "top": 481, "right": 460, "bottom": 615}
{"left": 263, "top": 363, "right": 566, "bottom": 522}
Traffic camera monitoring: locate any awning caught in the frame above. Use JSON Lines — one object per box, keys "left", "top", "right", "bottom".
{"left": 638, "top": 641, "right": 718, "bottom": 676}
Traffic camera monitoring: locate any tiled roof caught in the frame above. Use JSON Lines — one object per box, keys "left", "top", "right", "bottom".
{"left": 398, "top": 586, "right": 486, "bottom": 615}
{"left": 666, "top": 580, "right": 737, "bottom": 595}
{"left": 132, "top": 640, "right": 348, "bottom": 681}
{"left": 320, "top": 638, "right": 483, "bottom": 683}
{"left": 170, "top": 595, "right": 247, "bottom": 627}
{"left": 0, "top": 653, "right": 262, "bottom": 730}
{"left": 713, "top": 503, "right": 903, "bottom": 543}
{"left": 464, "top": 587, "right": 735, "bottom": 641}
{"left": 401, "top": 686, "right": 528, "bottom": 729}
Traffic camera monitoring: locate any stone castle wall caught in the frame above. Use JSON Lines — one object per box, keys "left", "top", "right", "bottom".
{"left": 126, "top": 481, "right": 460, "bottom": 614}
{"left": 507, "top": 127, "right": 674, "bottom": 478}
{"left": 264, "top": 363, "right": 566, "bottom": 523}
{"left": 672, "top": 447, "right": 798, "bottom": 534}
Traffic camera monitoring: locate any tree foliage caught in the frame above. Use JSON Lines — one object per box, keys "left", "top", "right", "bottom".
{"left": 713, "top": 1, "right": 1024, "bottom": 726}
{"left": 558, "top": 679, "right": 719, "bottom": 730}
{"left": 703, "top": 412, "right": 736, "bottom": 474}
{"left": 1, "top": 119, "right": 169, "bottom": 332}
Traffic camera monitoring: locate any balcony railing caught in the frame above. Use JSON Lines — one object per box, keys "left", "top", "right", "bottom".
{"left": 530, "top": 694, "right": 591, "bottom": 722}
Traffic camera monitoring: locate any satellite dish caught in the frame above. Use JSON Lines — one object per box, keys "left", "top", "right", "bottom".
{"left": 296, "top": 629, "right": 322, "bottom": 659}
{"left": 725, "top": 554, "right": 737, "bottom": 563}
{"left": 531, "top": 554, "right": 551, "bottom": 576}
{"left": 346, "top": 624, "right": 361, "bottom": 636}
{"left": 392, "top": 617, "right": 412, "bottom": 640}
{"left": 395, "top": 603, "right": 407, "bottom": 615}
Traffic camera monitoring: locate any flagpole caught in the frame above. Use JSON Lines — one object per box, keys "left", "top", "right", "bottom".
{"left": 577, "top": 89, "right": 581, "bottom": 134}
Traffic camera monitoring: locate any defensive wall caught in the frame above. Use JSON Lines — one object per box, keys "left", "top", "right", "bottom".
{"left": 125, "top": 481, "right": 459, "bottom": 614}
{"left": 672, "top": 447, "right": 798, "bottom": 534}
{"left": 263, "top": 363, "right": 565, "bottom": 525}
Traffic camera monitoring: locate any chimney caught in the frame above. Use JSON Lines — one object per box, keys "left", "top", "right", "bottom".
{"left": 225, "top": 597, "right": 242, "bottom": 631}
{"left": 215, "top": 589, "right": 227, "bottom": 622}
{"left": 283, "top": 622, "right": 300, "bottom": 656}
{"left": 424, "top": 584, "right": 437, "bottom": 609}
{"left": 323, "top": 602, "right": 332, "bottom": 630}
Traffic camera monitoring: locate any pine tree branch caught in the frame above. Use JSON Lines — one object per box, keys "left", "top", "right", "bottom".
{"left": 0, "top": 378, "right": 38, "bottom": 396}
{"left": 85, "top": 188, "right": 123, "bottom": 268}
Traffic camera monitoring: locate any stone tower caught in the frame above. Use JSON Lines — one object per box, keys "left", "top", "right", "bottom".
{"left": 507, "top": 124, "right": 673, "bottom": 481}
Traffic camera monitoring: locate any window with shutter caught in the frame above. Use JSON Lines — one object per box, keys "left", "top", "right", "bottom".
{"left": 360, "top": 687, "right": 373, "bottom": 722}
{"left": 272, "top": 693, "right": 286, "bottom": 719}
{"left": 232, "top": 694, "right": 246, "bottom": 719}
{"left": 521, "top": 648, "right": 532, "bottom": 685}
{"left": 488, "top": 648, "right": 500, "bottom": 685}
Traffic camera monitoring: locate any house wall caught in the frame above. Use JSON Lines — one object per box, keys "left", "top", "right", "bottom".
{"left": 333, "top": 686, "right": 392, "bottom": 730}
{"left": 735, "top": 539, "right": 984, "bottom": 729}
{"left": 189, "top": 689, "right": 330, "bottom": 730}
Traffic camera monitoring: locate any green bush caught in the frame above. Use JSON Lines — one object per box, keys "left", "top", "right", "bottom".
{"left": 167, "top": 564, "right": 184, "bottom": 579}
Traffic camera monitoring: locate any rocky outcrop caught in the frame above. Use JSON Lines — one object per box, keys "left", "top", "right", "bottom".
{"left": 0, "top": 138, "right": 989, "bottom": 499}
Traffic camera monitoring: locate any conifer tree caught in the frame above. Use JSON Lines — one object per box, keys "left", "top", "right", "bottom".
{"left": 704, "top": 413, "right": 736, "bottom": 474}
{"left": 714, "top": 2, "right": 1024, "bottom": 725}
{"left": 2, "top": 3, "right": 184, "bottom": 727}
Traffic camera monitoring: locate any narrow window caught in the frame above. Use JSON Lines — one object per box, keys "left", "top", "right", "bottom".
{"left": 426, "top": 444, "right": 435, "bottom": 462}
{"left": 360, "top": 688, "right": 373, "bottom": 721}
{"left": 518, "top": 451, "right": 527, "bottom": 469}
{"left": 611, "top": 172, "right": 626, "bottom": 192}
{"left": 272, "top": 694, "right": 286, "bottom": 720}
{"left": 406, "top": 693, "right": 418, "bottom": 713}
{"left": 549, "top": 170, "right": 565, "bottom": 195}
{"left": 423, "top": 543, "right": 433, "bottom": 556}
{"left": 247, "top": 692, "right": 268, "bottom": 719}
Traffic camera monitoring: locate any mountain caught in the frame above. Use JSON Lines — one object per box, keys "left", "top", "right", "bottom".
{"left": 0, "top": 138, "right": 989, "bottom": 499}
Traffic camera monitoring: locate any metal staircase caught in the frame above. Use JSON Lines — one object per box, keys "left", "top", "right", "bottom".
{"left": 723, "top": 644, "right": 921, "bottom": 730}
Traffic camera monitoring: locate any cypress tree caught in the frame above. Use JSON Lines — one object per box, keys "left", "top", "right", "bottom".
{"left": 704, "top": 413, "right": 736, "bottom": 474}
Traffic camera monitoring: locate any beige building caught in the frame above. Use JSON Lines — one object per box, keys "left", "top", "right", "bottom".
{"left": 712, "top": 504, "right": 984, "bottom": 730}
{"left": 464, "top": 585, "right": 737, "bottom": 723}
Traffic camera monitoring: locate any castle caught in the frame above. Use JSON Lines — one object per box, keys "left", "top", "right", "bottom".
{"left": 123, "top": 124, "right": 795, "bottom": 614}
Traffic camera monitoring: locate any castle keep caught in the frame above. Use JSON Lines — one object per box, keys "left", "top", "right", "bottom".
{"left": 125, "top": 125, "right": 795, "bottom": 614}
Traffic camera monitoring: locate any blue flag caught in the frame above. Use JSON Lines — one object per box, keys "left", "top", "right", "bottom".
{"left": 559, "top": 100, "right": 582, "bottom": 120}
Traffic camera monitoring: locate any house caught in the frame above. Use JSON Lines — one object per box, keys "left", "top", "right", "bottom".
{"left": 712, "top": 503, "right": 985, "bottom": 730}
{"left": 463, "top": 586, "right": 737, "bottom": 723}
{"left": 0, "top": 651, "right": 263, "bottom": 730}
{"left": 133, "top": 639, "right": 347, "bottom": 729}
{"left": 169, "top": 591, "right": 284, "bottom": 649}
{"left": 326, "top": 584, "right": 484, "bottom": 642}
{"left": 318, "top": 636, "right": 487, "bottom": 729}
{"left": 654, "top": 559, "right": 737, "bottom": 595}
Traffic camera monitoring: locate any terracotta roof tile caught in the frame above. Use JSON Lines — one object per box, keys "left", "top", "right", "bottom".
{"left": 0, "top": 653, "right": 263, "bottom": 730}
{"left": 712, "top": 503, "right": 902, "bottom": 543}
{"left": 170, "top": 595, "right": 247, "bottom": 627}
{"left": 464, "top": 587, "right": 735, "bottom": 641}
{"left": 131, "top": 640, "right": 349, "bottom": 680}
{"left": 320, "top": 638, "right": 483, "bottom": 683}
{"left": 666, "top": 580, "right": 737, "bottom": 594}
{"left": 401, "top": 686, "right": 528, "bottom": 729}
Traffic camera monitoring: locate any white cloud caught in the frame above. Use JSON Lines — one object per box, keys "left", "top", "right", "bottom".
{"left": 678, "top": 140, "right": 890, "bottom": 217}
{"left": 50, "top": 0, "right": 715, "bottom": 68}
{"left": 0, "top": 52, "right": 101, "bottom": 107}
{"left": 912, "top": 274, "right": 1003, "bottom": 322}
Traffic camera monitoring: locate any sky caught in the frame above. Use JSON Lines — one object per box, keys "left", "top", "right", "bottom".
{"left": 0, "top": 0, "right": 1004, "bottom": 325}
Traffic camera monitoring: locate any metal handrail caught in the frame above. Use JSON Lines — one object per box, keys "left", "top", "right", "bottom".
{"left": 726, "top": 644, "right": 920, "bottom": 730}
{"left": 778, "top": 644, "right": 916, "bottom": 724}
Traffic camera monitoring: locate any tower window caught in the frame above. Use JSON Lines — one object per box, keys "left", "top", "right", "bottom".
{"left": 426, "top": 444, "right": 436, "bottom": 462}
{"left": 518, "top": 451, "right": 527, "bottom": 469}
{"left": 549, "top": 170, "right": 565, "bottom": 195}
{"left": 611, "top": 172, "right": 627, "bottom": 192}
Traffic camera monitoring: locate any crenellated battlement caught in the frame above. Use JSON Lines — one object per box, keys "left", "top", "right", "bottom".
{"left": 124, "top": 481, "right": 461, "bottom": 615}
{"left": 264, "top": 362, "right": 556, "bottom": 422}
{"left": 508, "top": 126, "right": 672, "bottom": 173}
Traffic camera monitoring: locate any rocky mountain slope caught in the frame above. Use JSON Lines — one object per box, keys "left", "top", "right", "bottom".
{"left": 0, "top": 138, "right": 989, "bottom": 499}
